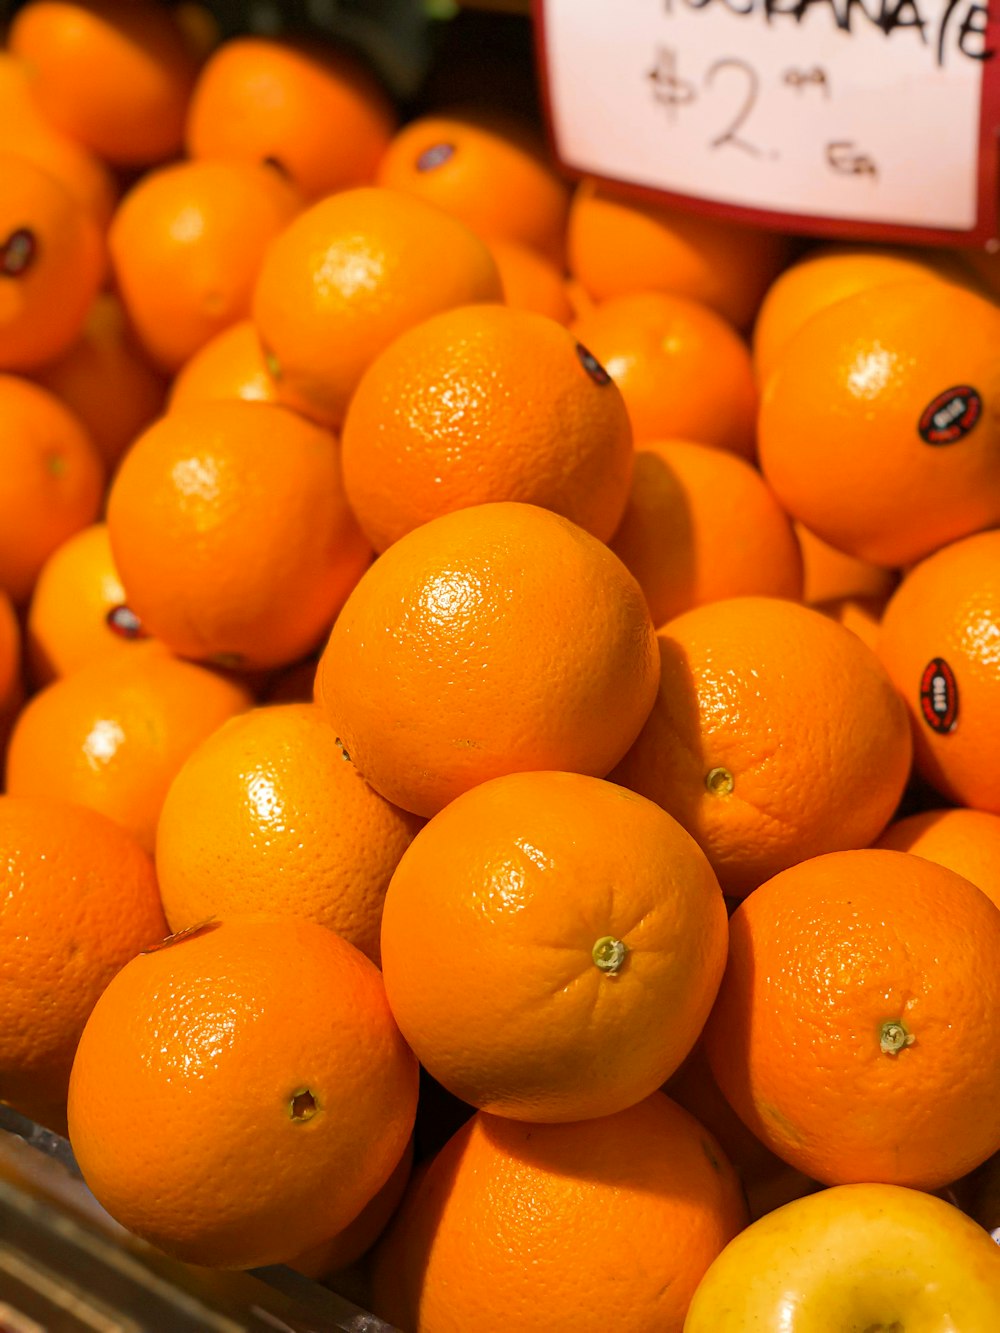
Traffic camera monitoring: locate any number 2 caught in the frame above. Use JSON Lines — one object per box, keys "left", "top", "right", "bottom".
{"left": 705, "top": 59, "right": 762, "bottom": 157}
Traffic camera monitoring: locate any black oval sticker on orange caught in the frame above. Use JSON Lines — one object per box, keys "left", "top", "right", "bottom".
{"left": 920, "top": 657, "right": 959, "bottom": 734}
{"left": 918, "top": 386, "right": 982, "bottom": 446}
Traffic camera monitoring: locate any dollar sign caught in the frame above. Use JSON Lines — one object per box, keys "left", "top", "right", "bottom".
{"left": 648, "top": 46, "right": 697, "bottom": 120}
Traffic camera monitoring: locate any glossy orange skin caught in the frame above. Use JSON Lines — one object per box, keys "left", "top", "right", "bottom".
{"left": 704, "top": 849, "right": 1000, "bottom": 1188}
{"left": 376, "top": 111, "right": 569, "bottom": 263}
{"left": 169, "top": 319, "right": 278, "bottom": 410}
{"left": 567, "top": 179, "right": 788, "bottom": 329}
{"left": 5, "top": 641, "right": 253, "bottom": 851}
{"left": 0, "top": 376, "right": 104, "bottom": 604}
{"left": 875, "top": 807, "right": 1000, "bottom": 910}
{"left": 10, "top": 0, "right": 198, "bottom": 166}
{"left": 341, "top": 304, "right": 634, "bottom": 551}
{"left": 0, "top": 796, "right": 166, "bottom": 1116}
{"left": 67, "top": 917, "right": 419, "bottom": 1270}
{"left": 752, "top": 247, "right": 955, "bottom": 386}
{"left": 110, "top": 160, "right": 301, "bottom": 372}
{"left": 612, "top": 597, "right": 912, "bottom": 896}
{"left": 251, "top": 186, "right": 503, "bottom": 427}
{"left": 758, "top": 281, "right": 1000, "bottom": 567}
{"left": 186, "top": 36, "right": 395, "bottom": 202}
{"left": 571, "top": 292, "right": 758, "bottom": 458}
{"left": 382, "top": 771, "right": 727, "bottom": 1121}
{"left": 797, "top": 523, "right": 897, "bottom": 605}
{"left": 107, "top": 401, "right": 372, "bottom": 670}
{"left": 316, "top": 502, "right": 660, "bottom": 817}
{"left": 877, "top": 530, "right": 1000, "bottom": 813}
{"left": 489, "top": 239, "right": 573, "bottom": 323}
{"left": 0, "top": 53, "right": 116, "bottom": 227}
{"left": 610, "top": 441, "right": 803, "bottom": 628}
{"left": 26, "top": 522, "right": 145, "bottom": 686}
{"left": 0, "top": 153, "right": 106, "bottom": 372}
{"left": 371, "top": 1094, "right": 747, "bottom": 1333}
{"left": 33, "top": 293, "right": 167, "bottom": 469}
{"left": 156, "top": 703, "right": 423, "bottom": 965}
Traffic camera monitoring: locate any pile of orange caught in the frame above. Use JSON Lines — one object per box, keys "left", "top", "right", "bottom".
{"left": 0, "top": 3, "right": 998, "bottom": 1329}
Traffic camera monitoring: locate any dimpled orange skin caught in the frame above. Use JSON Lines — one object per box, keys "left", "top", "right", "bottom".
{"left": 5, "top": 641, "right": 253, "bottom": 852}
{"left": 570, "top": 292, "right": 757, "bottom": 458}
{"left": 0, "top": 53, "right": 116, "bottom": 228}
{"left": 751, "top": 246, "right": 955, "bottom": 386}
{"left": 186, "top": 36, "right": 396, "bottom": 203}
{"left": 315, "top": 503, "right": 660, "bottom": 818}
{"left": 9, "top": 0, "right": 198, "bottom": 167}
{"left": 0, "top": 153, "right": 106, "bottom": 372}
{"left": 67, "top": 917, "right": 420, "bottom": 1270}
{"left": 611, "top": 597, "right": 912, "bottom": 896}
{"left": 110, "top": 160, "right": 302, "bottom": 373}
{"left": 488, "top": 239, "right": 574, "bottom": 324}
{"left": 371, "top": 1094, "right": 747, "bottom": 1333}
{"left": 0, "top": 376, "right": 104, "bottom": 605}
{"left": 375, "top": 111, "right": 570, "bottom": 263}
{"left": 875, "top": 808, "right": 1000, "bottom": 910}
{"left": 0, "top": 796, "right": 166, "bottom": 1116}
{"left": 106, "top": 401, "right": 372, "bottom": 670}
{"left": 876, "top": 529, "right": 1000, "bottom": 814}
{"left": 703, "top": 849, "right": 1000, "bottom": 1188}
{"left": 32, "top": 294, "right": 167, "bottom": 471}
{"left": 380, "top": 771, "right": 727, "bottom": 1122}
{"left": 341, "top": 304, "right": 634, "bottom": 551}
{"left": 758, "top": 281, "right": 1000, "bottom": 567}
{"left": 26, "top": 523, "right": 142, "bottom": 686}
{"left": 567, "top": 179, "right": 788, "bottom": 329}
{"left": 156, "top": 703, "right": 423, "bottom": 965}
{"left": 169, "top": 319, "right": 278, "bottom": 411}
{"left": 609, "top": 440, "right": 803, "bottom": 628}
{"left": 251, "top": 187, "right": 503, "bottom": 427}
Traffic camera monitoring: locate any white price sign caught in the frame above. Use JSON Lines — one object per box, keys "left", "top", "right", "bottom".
{"left": 535, "top": 0, "right": 1000, "bottom": 244}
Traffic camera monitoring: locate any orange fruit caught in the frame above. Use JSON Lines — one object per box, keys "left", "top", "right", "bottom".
{"left": 68, "top": 917, "right": 418, "bottom": 1270}
{"left": 315, "top": 502, "right": 660, "bottom": 817}
{"left": 5, "top": 641, "right": 253, "bottom": 851}
{"left": 609, "top": 440, "right": 803, "bottom": 628}
{"left": 251, "top": 186, "right": 503, "bottom": 427}
{"left": 9, "top": 0, "right": 198, "bottom": 167}
{"left": 0, "top": 589, "right": 23, "bottom": 757}
{"left": 371, "top": 1094, "right": 747, "bottom": 1333}
{"left": 106, "top": 401, "right": 372, "bottom": 670}
{"left": 876, "top": 529, "right": 1000, "bottom": 813}
{"left": 341, "top": 303, "right": 633, "bottom": 551}
{"left": 611, "top": 597, "right": 912, "bottom": 896}
{"left": 489, "top": 239, "right": 573, "bottom": 323}
{"left": 752, "top": 246, "right": 956, "bottom": 385}
{"left": 0, "top": 152, "right": 105, "bottom": 372}
{"left": 110, "top": 160, "right": 301, "bottom": 373}
{"left": 758, "top": 280, "right": 1000, "bottom": 567}
{"left": 0, "top": 53, "right": 117, "bottom": 227}
{"left": 570, "top": 292, "right": 757, "bottom": 457}
{"left": 186, "top": 36, "right": 396, "bottom": 202}
{"left": 169, "top": 319, "right": 278, "bottom": 411}
{"left": 156, "top": 703, "right": 423, "bottom": 965}
{"left": 290, "top": 1136, "right": 414, "bottom": 1280}
{"left": 0, "top": 376, "right": 104, "bottom": 604}
{"left": 875, "top": 807, "right": 1000, "bottom": 911}
{"left": 32, "top": 293, "right": 167, "bottom": 470}
{"left": 704, "top": 848, "right": 1000, "bottom": 1188}
{"left": 26, "top": 522, "right": 147, "bottom": 687}
{"left": 376, "top": 110, "right": 569, "bottom": 263}
{"left": 813, "top": 592, "right": 889, "bottom": 654}
{"left": 381, "top": 770, "right": 727, "bottom": 1121}
{"left": 797, "top": 522, "right": 897, "bottom": 605}
{"left": 567, "top": 178, "right": 788, "bottom": 328}
{"left": 0, "top": 795, "right": 166, "bottom": 1123}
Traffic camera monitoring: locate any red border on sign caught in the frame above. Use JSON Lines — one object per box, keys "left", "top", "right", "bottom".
{"left": 531, "top": 0, "right": 1000, "bottom": 249}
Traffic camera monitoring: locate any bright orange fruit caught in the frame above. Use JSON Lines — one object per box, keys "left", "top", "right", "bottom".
{"left": 875, "top": 807, "right": 1000, "bottom": 911}
{"left": 169, "top": 319, "right": 278, "bottom": 411}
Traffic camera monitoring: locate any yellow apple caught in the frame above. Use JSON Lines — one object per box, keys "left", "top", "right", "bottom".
{"left": 684, "top": 1182, "right": 1000, "bottom": 1331}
